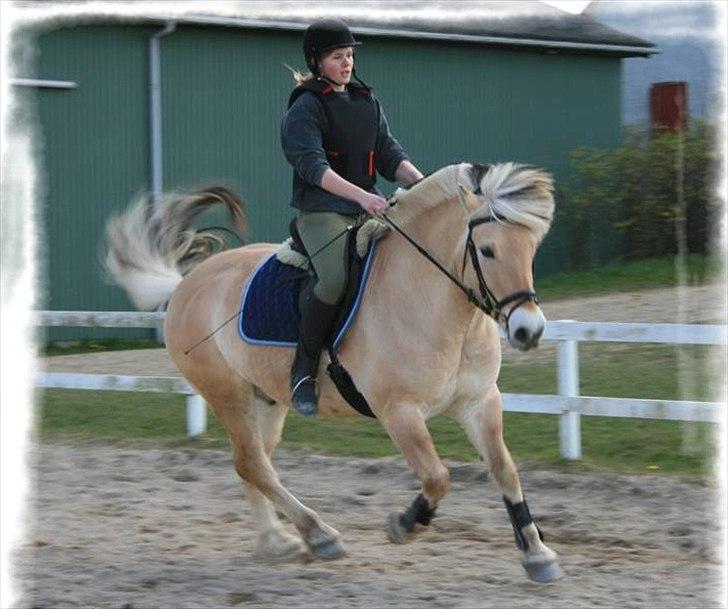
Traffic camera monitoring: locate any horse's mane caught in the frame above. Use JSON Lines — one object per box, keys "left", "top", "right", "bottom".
{"left": 390, "top": 162, "right": 554, "bottom": 241}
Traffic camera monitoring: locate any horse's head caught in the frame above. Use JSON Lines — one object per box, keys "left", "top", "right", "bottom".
{"left": 455, "top": 163, "right": 554, "bottom": 351}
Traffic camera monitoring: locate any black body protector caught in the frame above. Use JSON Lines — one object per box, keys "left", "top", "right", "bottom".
{"left": 288, "top": 79, "right": 379, "bottom": 192}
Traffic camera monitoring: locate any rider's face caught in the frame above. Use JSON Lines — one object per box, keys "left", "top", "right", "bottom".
{"left": 319, "top": 46, "right": 354, "bottom": 86}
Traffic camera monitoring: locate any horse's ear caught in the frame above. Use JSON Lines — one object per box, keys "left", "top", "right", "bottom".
{"left": 457, "top": 182, "right": 481, "bottom": 216}
{"left": 469, "top": 163, "right": 491, "bottom": 191}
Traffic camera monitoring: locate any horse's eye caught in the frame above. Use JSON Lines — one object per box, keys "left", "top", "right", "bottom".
{"left": 480, "top": 246, "right": 495, "bottom": 259}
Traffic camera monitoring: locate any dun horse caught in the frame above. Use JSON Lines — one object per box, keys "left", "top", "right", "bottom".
{"left": 105, "top": 162, "right": 563, "bottom": 582}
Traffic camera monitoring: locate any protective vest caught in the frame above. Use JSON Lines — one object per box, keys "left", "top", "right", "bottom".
{"left": 288, "top": 79, "right": 379, "bottom": 193}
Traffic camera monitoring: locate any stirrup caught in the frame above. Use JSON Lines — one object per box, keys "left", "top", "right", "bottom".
{"left": 291, "top": 375, "right": 318, "bottom": 417}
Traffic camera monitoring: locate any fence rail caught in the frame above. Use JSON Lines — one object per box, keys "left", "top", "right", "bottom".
{"left": 36, "top": 311, "right": 726, "bottom": 458}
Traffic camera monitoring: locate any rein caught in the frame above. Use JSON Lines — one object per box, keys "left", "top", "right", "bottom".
{"left": 184, "top": 198, "right": 537, "bottom": 355}
{"left": 380, "top": 202, "right": 538, "bottom": 329}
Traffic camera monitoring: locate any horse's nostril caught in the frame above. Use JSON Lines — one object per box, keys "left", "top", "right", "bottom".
{"left": 514, "top": 328, "right": 528, "bottom": 343}
{"left": 534, "top": 326, "right": 544, "bottom": 341}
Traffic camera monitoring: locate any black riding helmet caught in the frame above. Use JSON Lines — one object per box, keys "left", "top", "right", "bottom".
{"left": 303, "top": 19, "right": 362, "bottom": 74}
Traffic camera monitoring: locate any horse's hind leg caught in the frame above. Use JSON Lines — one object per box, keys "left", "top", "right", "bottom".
{"left": 245, "top": 393, "right": 307, "bottom": 561}
{"left": 452, "top": 386, "right": 564, "bottom": 583}
{"left": 201, "top": 377, "right": 347, "bottom": 561}
{"left": 379, "top": 403, "right": 450, "bottom": 544}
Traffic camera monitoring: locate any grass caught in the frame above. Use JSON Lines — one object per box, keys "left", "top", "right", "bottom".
{"left": 536, "top": 254, "right": 723, "bottom": 301}
{"left": 39, "top": 343, "right": 723, "bottom": 478}
{"left": 38, "top": 255, "right": 724, "bottom": 476}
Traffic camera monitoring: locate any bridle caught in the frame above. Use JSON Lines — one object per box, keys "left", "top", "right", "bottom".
{"left": 380, "top": 195, "right": 538, "bottom": 332}
{"left": 462, "top": 214, "right": 538, "bottom": 328}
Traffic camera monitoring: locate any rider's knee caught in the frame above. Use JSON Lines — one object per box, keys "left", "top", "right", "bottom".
{"left": 313, "top": 277, "right": 346, "bottom": 306}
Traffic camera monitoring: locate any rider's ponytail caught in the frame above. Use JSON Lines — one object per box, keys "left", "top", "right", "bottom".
{"left": 283, "top": 63, "right": 315, "bottom": 86}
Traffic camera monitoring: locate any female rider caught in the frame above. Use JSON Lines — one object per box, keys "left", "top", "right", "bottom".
{"left": 281, "top": 19, "right": 423, "bottom": 416}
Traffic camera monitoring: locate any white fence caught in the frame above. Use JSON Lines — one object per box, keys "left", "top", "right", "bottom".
{"left": 35, "top": 311, "right": 727, "bottom": 459}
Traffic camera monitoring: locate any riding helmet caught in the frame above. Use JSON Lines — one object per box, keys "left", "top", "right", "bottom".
{"left": 303, "top": 19, "right": 362, "bottom": 74}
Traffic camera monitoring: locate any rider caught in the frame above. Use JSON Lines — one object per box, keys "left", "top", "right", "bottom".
{"left": 281, "top": 18, "right": 423, "bottom": 417}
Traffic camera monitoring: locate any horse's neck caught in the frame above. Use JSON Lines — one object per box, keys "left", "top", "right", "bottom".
{"left": 373, "top": 198, "right": 475, "bottom": 351}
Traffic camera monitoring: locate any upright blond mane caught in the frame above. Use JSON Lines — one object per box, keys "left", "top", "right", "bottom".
{"left": 390, "top": 162, "right": 555, "bottom": 242}
{"left": 387, "top": 164, "right": 464, "bottom": 226}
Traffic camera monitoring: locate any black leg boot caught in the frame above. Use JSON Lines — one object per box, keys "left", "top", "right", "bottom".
{"left": 290, "top": 294, "right": 340, "bottom": 417}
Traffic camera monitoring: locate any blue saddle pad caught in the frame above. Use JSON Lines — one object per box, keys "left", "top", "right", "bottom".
{"left": 238, "top": 241, "right": 378, "bottom": 349}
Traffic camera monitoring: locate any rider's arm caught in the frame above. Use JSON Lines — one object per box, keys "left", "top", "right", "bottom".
{"left": 280, "top": 92, "right": 331, "bottom": 187}
{"left": 282, "top": 93, "right": 385, "bottom": 213}
{"left": 394, "top": 159, "right": 424, "bottom": 186}
{"left": 320, "top": 169, "right": 387, "bottom": 215}
{"left": 319, "top": 168, "right": 369, "bottom": 203}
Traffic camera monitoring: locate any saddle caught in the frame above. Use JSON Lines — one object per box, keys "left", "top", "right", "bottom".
{"left": 238, "top": 217, "right": 389, "bottom": 417}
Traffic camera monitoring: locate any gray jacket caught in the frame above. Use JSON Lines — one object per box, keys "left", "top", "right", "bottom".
{"left": 281, "top": 89, "right": 410, "bottom": 214}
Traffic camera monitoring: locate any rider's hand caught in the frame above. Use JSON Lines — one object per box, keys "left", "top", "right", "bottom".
{"left": 358, "top": 192, "right": 389, "bottom": 216}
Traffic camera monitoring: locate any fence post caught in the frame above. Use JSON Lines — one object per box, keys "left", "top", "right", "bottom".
{"left": 558, "top": 328, "right": 581, "bottom": 460}
{"left": 186, "top": 394, "right": 207, "bottom": 437}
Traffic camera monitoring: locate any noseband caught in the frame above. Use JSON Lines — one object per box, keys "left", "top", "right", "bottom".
{"left": 462, "top": 214, "right": 538, "bottom": 328}
{"left": 379, "top": 209, "right": 538, "bottom": 331}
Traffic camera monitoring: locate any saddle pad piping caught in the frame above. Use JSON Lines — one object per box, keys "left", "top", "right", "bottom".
{"left": 237, "top": 240, "right": 379, "bottom": 349}
{"left": 332, "top": 240, "right": 378, "bottom": 350}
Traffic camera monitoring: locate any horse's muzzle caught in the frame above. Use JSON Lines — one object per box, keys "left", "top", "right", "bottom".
{"left": 506, "top": 306, "right": 545, "bottom": 351}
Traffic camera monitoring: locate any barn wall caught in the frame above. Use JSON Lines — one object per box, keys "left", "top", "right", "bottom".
{"left": 31, "top": 23, "right": 622, "bottom": 339}
{"left": 34, "top": 25, "right": 157, "bottom": 340}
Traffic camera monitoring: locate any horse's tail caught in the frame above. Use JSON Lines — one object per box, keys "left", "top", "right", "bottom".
{"left": 103, "top": 186, "right": 247, "bottom": 310}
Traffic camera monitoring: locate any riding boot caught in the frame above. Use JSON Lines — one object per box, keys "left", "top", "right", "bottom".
{"left": 290, "top": 293, "right": 340, "bottom": 417}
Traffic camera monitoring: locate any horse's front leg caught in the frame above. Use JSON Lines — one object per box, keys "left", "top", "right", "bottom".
{"left": 378, "top": 403, "right": 450, "bottom": 544}
{"left": 452, "top": 387, "right": 564, "bottom": 583}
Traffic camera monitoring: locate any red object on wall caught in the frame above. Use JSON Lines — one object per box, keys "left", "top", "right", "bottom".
{"left": 650, "top": 82, "right": 688, "bottom": 132}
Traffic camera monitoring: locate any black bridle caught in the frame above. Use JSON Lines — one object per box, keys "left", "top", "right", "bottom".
{"left": 379, "top": 209, "right": 538, "bottom": 331}
{"left": 462, "top": 214, "right": 538, "bottom": 327}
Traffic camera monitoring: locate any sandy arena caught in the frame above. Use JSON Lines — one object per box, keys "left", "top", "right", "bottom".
{"left": 14, "top": 283, "right": 727, "bottom": 608}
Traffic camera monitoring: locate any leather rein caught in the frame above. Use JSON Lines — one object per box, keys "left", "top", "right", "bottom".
{"left": 380, "top": 200, "right": 538, "bottom": 331}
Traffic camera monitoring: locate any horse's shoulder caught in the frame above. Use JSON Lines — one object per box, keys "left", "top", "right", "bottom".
{"left": 461, "top": 315, "right": 501, "bottom": 370}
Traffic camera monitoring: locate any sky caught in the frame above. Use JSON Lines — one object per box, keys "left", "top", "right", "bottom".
{"left": 541, "top": 0, "right": 592, "bottom": 13}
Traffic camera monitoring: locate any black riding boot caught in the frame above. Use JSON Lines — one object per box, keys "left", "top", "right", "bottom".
{"left": 290, "top": 293, "right": 340, "bottom": 416}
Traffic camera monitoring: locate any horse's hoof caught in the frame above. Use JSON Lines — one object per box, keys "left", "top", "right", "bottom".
{"left": 522, "top": 558, "right": 564, "bottom": 583}
{"left": 254, "top": 528, "right": 308, "bottom": 563}
{"left": 386, "top": 512, "right": 411, "bottom": 544}
{"left": 310, "top": 536, "right": 347, "bottom": 561}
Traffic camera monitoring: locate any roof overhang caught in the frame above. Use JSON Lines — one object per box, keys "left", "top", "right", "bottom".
{"left": 153, "top": 14, "right": 657, "bottom": 56}
{"left": 13, "top": 4, "right": 658, "bottom": 58}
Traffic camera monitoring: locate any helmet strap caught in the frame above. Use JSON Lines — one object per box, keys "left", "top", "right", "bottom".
{"left": 319, "top": 74, "right": 345, "bottom": 88}
{"left": 352, "top": 69, "right": 371, "bottom": 90}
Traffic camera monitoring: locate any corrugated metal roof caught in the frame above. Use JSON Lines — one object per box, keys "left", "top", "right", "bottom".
{"left": 16, "top": 1, "right": 656, "bottom": 56}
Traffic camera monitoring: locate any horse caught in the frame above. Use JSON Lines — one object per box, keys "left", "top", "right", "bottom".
{"left": 104, "top": 161, "right": 563, "bottom": 582}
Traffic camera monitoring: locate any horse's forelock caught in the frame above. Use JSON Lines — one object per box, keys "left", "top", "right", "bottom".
{"left": 470, "top": 163, "right": 555, "bottom": 241}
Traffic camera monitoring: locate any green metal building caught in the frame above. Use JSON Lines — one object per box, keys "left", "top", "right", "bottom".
{"left": 17, "top": 4, "right": 654, "bottom": 340}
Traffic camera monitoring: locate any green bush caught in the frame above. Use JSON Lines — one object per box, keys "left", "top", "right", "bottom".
{"left": 558, "top": 120, "right": 719, "bottom": 270}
